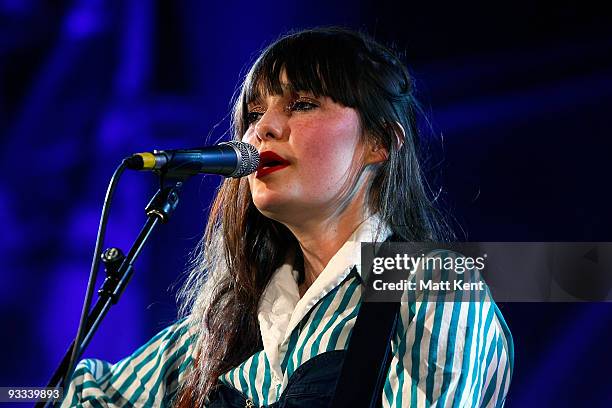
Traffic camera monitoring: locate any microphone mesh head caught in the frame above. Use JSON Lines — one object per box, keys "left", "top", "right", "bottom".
{"left": 225, "top": 141, "right": 260, "bottom": 178}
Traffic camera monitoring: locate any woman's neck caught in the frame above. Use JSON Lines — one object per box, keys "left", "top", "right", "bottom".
{"left": 284, "top": 197, "right": 371, "bottom": 297}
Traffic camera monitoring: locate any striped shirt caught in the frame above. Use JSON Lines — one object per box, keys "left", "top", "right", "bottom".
{"left": 63, "top": 216, "right": 514, "bottom": 407}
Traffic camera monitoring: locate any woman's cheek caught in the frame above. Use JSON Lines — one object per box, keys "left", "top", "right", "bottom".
{"left": 322, "top": 144, "right": 356, "bottom": 177}
{"left": 241, "top": 128, "right": 256, "bottom": 144}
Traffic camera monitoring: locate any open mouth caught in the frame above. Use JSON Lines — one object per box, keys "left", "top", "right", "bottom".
{"left": 257, "top": 151, "right": 290, "bottom": 178}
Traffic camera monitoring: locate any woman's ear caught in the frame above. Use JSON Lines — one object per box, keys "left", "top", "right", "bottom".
{"left": 364, "top": 140, "right": 389, "bottom": 165}
{"left": 364, "top": 121, "right": 405, "bottom": 165}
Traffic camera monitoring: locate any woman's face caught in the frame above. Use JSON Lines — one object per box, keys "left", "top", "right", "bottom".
{"left": 242, "top": 81, "right": 373, "bottom": 224}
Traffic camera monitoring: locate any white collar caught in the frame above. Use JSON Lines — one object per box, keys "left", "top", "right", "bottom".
{"left": 257, "top": 214, "right": 391, "bottom": 376}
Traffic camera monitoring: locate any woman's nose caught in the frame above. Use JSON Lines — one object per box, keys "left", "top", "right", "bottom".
{"left": 254, "top": 108, "right": 285, "bottom": 143}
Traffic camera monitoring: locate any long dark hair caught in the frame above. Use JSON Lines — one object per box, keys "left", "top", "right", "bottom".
{"left": 175, "top": 27, "right": 453, "bottom": 406}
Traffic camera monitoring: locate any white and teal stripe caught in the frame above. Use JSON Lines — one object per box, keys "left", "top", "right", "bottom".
{"left": 215, "top": 269, "right": 512, "bottom": 407}
{"left": 219, "top": 274, "right": 363, "bottom": 405}
{"left": 63, "top": 216, "right": 513, "bottom": 407}
{"left": 63, "top": 271, "right": 512, "bottom": 407}
{"left": 63, "top": 318, "right": 197, "bottom": 407}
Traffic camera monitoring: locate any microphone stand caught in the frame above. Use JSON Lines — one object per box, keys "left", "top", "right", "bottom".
{"left": 36, "top": 180, "right": 183, "bottom": 408}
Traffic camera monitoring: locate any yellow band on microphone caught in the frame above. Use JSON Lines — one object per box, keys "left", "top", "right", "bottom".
{"left": 136, "top": 152, "right": 156, "bottom": 169}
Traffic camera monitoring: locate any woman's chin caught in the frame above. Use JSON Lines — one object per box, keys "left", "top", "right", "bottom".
{"left": 252, "top": 197, "right": 303, "bottom": 224}
{"left": 253, "top": 195, "right": 286, "bottom": 216}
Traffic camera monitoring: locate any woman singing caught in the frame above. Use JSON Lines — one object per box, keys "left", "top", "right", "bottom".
{"left": 63, "top": 27, "right": 513, "bottom": 407}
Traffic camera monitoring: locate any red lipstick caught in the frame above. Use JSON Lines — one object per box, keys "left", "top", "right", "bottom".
{"left": 256, "top": 151, "right": 290, "bottom": 178}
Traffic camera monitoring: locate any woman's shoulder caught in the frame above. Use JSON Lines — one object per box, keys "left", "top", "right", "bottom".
{"left": 61, "top": 318, "right": 198, "bottom": 407}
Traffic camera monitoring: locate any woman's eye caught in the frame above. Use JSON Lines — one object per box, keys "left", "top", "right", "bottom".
{"left": 247, "top": 111, "right": 263, "bottom": 124}
{"left": 289, "top": 99, "right": 318, "bottom": 111}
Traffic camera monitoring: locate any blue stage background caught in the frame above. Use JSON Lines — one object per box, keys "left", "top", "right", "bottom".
{"left": 1, "top": 1, "right": 611, "bottom": 406}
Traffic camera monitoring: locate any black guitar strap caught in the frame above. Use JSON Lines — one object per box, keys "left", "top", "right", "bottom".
{"left": 331, "top": 238, "right": 402, "bottom": 407}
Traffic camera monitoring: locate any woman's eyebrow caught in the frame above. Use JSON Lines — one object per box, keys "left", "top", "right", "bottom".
{"left": 280, "top": 83, "right": 318, "bottom": 97}
{"left": 279, "top": 82, "right": 296, "bottom": 92}
{"left": 246, "top": 81, "right": 317, "bottom": 107}
{"left": 247, "top": 96, "right": 262, "bottom": 107}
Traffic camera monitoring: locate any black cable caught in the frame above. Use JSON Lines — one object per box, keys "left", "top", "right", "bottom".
{"left": 62, "top": 159, "right": 129, "bottom": 393}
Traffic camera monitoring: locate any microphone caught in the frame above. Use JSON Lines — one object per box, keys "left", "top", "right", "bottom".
{"left": 125, "top": 141, "right": 259, "bottom": 178}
